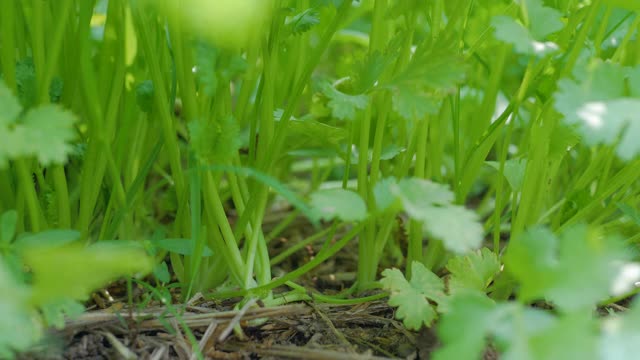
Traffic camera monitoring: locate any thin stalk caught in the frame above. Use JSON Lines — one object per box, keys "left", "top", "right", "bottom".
{"left": 0, "top": 0, "right": 17, "bottom": 90}
{"left": 208, "top": 221, "right": 368, "bottom": 300}
{"left": 130, "top": 1, "right": 185, "bottom": 210}
{"left": 270, "top": 225, "right": 336, "bottom": 266}
{"left": 407, "top": 117, "right": 429, "bottom": 271}
{"left": 15, "top": 160, "right": 43, "bottom": 232}
{"left": 559, "top": 0, "right": 602, "bottom": 78}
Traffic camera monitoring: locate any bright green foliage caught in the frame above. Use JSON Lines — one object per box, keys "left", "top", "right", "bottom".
{"left": 486, "top": 158, "right": 527, "bottom": 191}
{"left": 505, "top": 225, "right": 630, "bottom": 311}
{"left": 4, "top": 1, "right": 640, "bottom": 357}
{"left": 39, "top": 299, "right": 85, "bottom": 329}
{"left": 284, "top": 117, "right": 346, "bottom": 152}
{"left": 353, "top": 51, "right": 389, "bottom": 93}
{"left": 386, "top": 37, "right": 466, "bottom": 120}
{"left": 0, "top": 210, "right": 17, "bottom": 245}
{"left": 618, "top": 203, "right": 640, "bottom": 226}
{"left": 606, "top": 0, "right": 640, "bottom": 11}
{"left": 285, "top": 8, "right": 320, "bottom": 35}
{"left": 434, "top": 292, "right": 603, "bottom": 360}
{"left": 15, "top": 58, "right": 37, "bottom": 108}
{"left": 526, "top": 312, "right": 599, "bottom": 360}
{"left": 309, "top": 188, "right": 367, "bottom": 222}
{"left": 524, "top": 0, "right": 565, "bottom": 40}
{"left": 380, "top": 261, "right": 445, "bottom": 330}
{"left": 372, "top": 177, "right": 401, "bottom": 213}
{"left": 390, "top": 178, "right": 484, "bottom": 253}
{"left": 153, "top": 261, "right": 171, "bottom": 283}
{"left": 319, "top": 81, "right": 369, "bottom": 121}
{"left": 150, "top": 238, "right": 214, "bottom": 256}
{"left": 446, "top": 248, "right": 501, "bottom": 293}
{"left": 555, "top": 61, "right": 640, "bottom": 160}
{"left": 0, "top": 81, "right": 76, "bottom": 168}
{"left": 0, "top": 259, "right": 41, "bottom": 359}
{"left": 491, "top": 0, "right": 564, "bottom": 56}
{"left": 0, "top": 82, "right": 21, "bottom": 122}
{"left": 135, "top": 80, "right": 154, "bottom": 113}
{"left": 24, "top": 243, "right": 153, "bottom": 305}
{"left": 433, "top": 292, "right": 497, "bottom": 360}
{"left": 195, "top": 43, "right": 247, "bottom": 97}
{"left": 601, "top": 297, "right": 640, "bottom": 359}
{"left": 188, "top": 115, "right": 241, "bottom": 164}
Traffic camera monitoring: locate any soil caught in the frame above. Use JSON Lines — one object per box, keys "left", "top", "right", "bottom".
{"left": 19, "top": 214, "right": 498, "bottom": 360}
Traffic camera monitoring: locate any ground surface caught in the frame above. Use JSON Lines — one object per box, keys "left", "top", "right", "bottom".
{"left": 20, "top": 216, "right": 494, "bottom": 360}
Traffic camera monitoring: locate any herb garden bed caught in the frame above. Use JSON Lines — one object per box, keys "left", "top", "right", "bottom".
{"left": 3, "top": 0, "right": 640, "bottom": 359}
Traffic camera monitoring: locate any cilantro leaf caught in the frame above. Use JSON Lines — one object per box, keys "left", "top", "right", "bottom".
{"left": 135, "top": 80, "right": 154, "bottom": 113}
{"left": 492, "top": 15, "right": 537, "bottom": 54}
{"left": 446, "top": 248, "right": 501, "bottom": 293}
{"left": 435, "top": 293, "right": 597, "bottom": 360}
{"left": 372, "top": 177, "right": 401, "bottom": 213}
{"left": 491, "top": 0, "right": 564, "bottom": 57}
{"left": 386, "top": 35, "right": 466, "bottom": 120}
{"left": 310, "top": 188, "right": 367, "bottom": 222}
{"left": 526, "top": 312, "right": 599, "bottom": 360}
{"left": 575, "top": 99, "right": 640, "bottom": 160}
{"left": 319, "top": 81, "right": 368, "bottom": 121}
{"left": 0, "top": 83, "right": 77, "bottom": 168}
{"left": 285, "top": 8, "right": 320, "bottom": 35}
{"left": 389, "top": 178, "right": 484, "bottom": 253}
{"left": 380, "top": 261, "right": 445, "bottom": 330}
{"left": 486, "top": 158, "right": 527, "bottom": 191}
{"left": 525, "top": 0, "right": 564, "bottom": 40}
{"left": 491, "top": 303, "right": 557, "bottom": 360}
{"left": 16, "top": 58, "right": 37, "bottom": 108}
{"left": 433, "top": 291, "right": 497, "bottom": 360}
{"left": 391, "top": 85, "right": 440, "bottom": 121}
{"left": 353, "top": 51, "right": 391, "bottom": 93}
{"left": 505, "top": 225, "right": 630, "bottom": 311}
{"left": 20, "top": 105, "right": 77, "bottom": 165}
{"left": 188, "top": 115, "right": 241, "bottom": 164}
{"left": 195, "top": 43, "right": 247, "bottom": 97}
{"left": 600, "top": 297, "right": 640, "bottom": 360}
{"left": 554, "top": 61, "right": 640, "bottom": 160}
{"left": 0, "top": 258, "right": 41, "bottom": 359}
{"left": 0, "top": 81, "right": 22, "bottom": 123}
{"left": 283, "top": 117, "right": 347, "bottom": 152}
{"left": 24, "top": 243, "right": 153, "bottom": 305}
{"left": 40, "top": 298, "right": 84, "bottom": 329}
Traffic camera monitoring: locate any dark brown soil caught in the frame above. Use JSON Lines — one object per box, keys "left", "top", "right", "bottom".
{"left": 18, "top": 215, "right": 496, "bottom": 360}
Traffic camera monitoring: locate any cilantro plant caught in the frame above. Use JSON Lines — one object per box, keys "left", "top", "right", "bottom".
{"left": 2, "top": 0, "right": 640, "bottom": 358}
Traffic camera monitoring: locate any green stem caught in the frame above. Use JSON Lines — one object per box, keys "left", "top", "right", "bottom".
{"left": 209, "top": 221, "right": 367, "bottom": 299}
{"left": 0, "top": 0, "right": 17, "bottom": 90}
{"left": 15, "top": 160, "right": 43, "bottom": 232}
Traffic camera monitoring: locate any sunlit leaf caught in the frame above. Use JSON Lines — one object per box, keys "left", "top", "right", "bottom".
{"left": 555, "top": 61, "right": 640, "bottom": 160}
{"left": 24, "top": 243, "right": 153, "bottom": 305}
